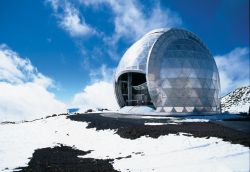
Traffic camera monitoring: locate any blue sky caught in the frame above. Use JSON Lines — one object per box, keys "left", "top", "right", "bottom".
{"left": 0, "top": 0, "right": 249, "bottom": 120}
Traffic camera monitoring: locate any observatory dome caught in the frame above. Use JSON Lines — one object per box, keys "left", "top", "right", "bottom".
{"left": 114, "top": 28, "right": 220, "bottom": 113}
{"left": 115, "top": 28, "right": 169, "bottom": 81}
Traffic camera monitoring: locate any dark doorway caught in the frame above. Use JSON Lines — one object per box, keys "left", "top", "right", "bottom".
{"left": 117, "top": 72, "right": 153, "bottom": 106}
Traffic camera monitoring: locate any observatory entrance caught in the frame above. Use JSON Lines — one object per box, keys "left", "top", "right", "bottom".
{"left": 116, "top": 72, "right": 152, "bottom": 107}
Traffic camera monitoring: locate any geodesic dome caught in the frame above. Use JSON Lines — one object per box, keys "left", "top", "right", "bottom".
{"left": 114, "top": 28, "right": 220, "bottom": 113}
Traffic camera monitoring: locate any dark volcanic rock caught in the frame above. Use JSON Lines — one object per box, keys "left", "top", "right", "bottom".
{"left": 116, "top": 122, "right": 250, "bottom": 146}
{"left": 15, "top": 145, "right": 118, "bottom": 172}
{"left": 68, "top": 114, "right": 250, "bottom": 147}
{"left": 68, "top": 113, "right": 165, "bottom": 130}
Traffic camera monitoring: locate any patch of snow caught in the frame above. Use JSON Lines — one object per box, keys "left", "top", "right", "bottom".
{"left": 221, "top": 86, "right": 250, "bottom": 113}
{"left": 144, "top": 122, "right": 173, "bottom": 125}
{"left": 140, "top": 116, "right": 171, "bottom": 119}
{"left": 0, "top": 115, "right": 249, "bottom": 172}
{"left": 176, "top": 119, "right": 209, "bottom": 122}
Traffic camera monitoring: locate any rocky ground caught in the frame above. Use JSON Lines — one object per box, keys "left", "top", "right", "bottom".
{"left": 68, "top": 113, "right": 250, "bottom": 147}
{"left": 15, "top": 145, "right": 118, "bottom": 172}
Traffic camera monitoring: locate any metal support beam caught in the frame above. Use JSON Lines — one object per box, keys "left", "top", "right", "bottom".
{"left": 127, "top": 73, "right": 132, "bottom": 106}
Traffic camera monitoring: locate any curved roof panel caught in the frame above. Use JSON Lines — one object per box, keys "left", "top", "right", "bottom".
{"left": 115, "top": 28, "right": 168, "bottom": 81}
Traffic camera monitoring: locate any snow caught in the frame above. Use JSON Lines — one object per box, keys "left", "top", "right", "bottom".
{"left": 140, "top": 116, "right": 170, "bottom": 119}
{"left": 0, "top": 115, "right": 249, "bottom": 172}
{"left": 144, "top": 122, "right": 174, "bottom": 125}
{"left": 221, "top": 85, "right": 250, "bottom": 113}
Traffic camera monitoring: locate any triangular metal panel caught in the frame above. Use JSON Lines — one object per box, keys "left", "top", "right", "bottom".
{"left": 175, "top": 107, "right": 184, "bottom": 112}
{"left": 163, "top": 107, "right": 173, "bottom": 112}
{"left": 171, "top": 107, "right": 177, "bottom": 113}
{"left": 156, "top": 107, "right": 163, "bottom": 112}
{"left": 185, "top": 106, "right": 194, "bottom": 112}
{"left": 182, "top": 107, "right": 188, "bottom": 113}
{"left": 161, "top": 79, "right": 172, "bottom": 88}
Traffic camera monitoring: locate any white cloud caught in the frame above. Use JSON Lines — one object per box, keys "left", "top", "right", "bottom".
{"left": 70, "top": 65, "right": 119, "bottom": 111}
{"left": 71, "top": 81, "right": 119, "bottom": 111}
{"left": 0, "top": 45, "right": 66, "bottom": 121}
{"left": 79, "top": 0, "right": 182, "bottom": 63}
{"left": 81, "top": 0, "right": 182, "bottom": 42}
{"left": 0, "top": 45, "right": 34, "bottom": 84}
{"left": 47, "top": 0, "right": 95, "bottom": 37}
{"left": 89, "top": 64, "right": 115, "bottom": 82}
{"left": 48, "top": 0, "right": 182, "bottom": 63}
{"left": 215, "top": 47, "right": 249, "bottom": 96}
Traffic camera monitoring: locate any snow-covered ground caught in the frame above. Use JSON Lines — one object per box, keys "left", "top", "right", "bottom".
{"left": 0, "top": 115, "right": 249, "bottom": 172}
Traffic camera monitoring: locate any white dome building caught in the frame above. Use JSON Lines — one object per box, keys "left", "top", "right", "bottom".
{"left": 114, "top": 28, "right": 220, "bottom": 113}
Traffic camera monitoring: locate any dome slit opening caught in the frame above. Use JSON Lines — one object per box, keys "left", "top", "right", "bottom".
{"left": 116, "top": 72, "right": 154, "bottom": 107}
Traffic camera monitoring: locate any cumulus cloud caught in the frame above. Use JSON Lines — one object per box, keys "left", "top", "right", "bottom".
{"left": 82, "top": 0, "right": 182, "bottom": 42}
{"left": 215, "top": 47, "right": 249, "bottom": 96}
{"left": 47, "top": 0, "right": 95, "bottom": 37}
{"left": 0, "top": 44, "right": 66, "bottom": 121}
{"left": 71, "top": 81, "right": 118, "bottom": 111}
{"left": 70, "top": 65, "right": 119, "bottom": 111}
{"left": 89, "top": 64, "right": 115, "bottom": 82}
